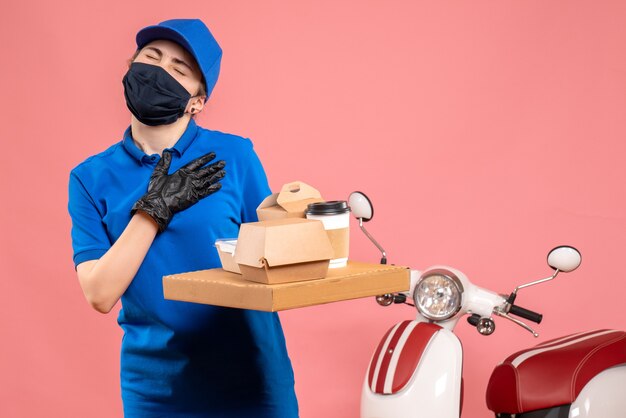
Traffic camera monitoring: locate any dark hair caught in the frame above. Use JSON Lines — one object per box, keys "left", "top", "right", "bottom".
{"left": 127, "top": 48, "right": 207, "bottom": 119}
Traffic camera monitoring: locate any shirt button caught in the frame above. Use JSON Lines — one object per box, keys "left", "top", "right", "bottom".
{"left": 151, "top": 156, "right": 156, "bottom": 161}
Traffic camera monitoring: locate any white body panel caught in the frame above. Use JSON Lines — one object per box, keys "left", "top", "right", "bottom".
{"left": 360, "top": 327, "right": 463, "bottom": 418}
{"left": 568, "top": 365, "right": 626, "bottom": 418}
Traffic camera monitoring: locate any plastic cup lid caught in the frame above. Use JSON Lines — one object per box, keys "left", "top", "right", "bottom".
{"left": 305, "top": 200, "right": 351, "bottom": 216}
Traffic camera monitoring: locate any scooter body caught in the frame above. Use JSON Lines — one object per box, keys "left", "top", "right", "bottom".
{"left": 361, "top": 321, "right": 462, "bottom": 418}
{"left": 360, "top": 266, "right": 626, "bottom": 418}
{"left": 348, "top": 191, "right": 625, "bottom": 418}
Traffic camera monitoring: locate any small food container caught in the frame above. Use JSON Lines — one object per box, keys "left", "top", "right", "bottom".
{"left": 214, "top": 238, "right": 241, "bottom": 274}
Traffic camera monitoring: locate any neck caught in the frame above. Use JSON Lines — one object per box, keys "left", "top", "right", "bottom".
{"left": 130, "top": 115, "right": 192, "bottom": 155}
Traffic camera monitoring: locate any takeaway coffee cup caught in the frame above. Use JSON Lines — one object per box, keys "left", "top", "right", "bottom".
{"left": 305, "top": 201, "right": 351, "bottom": 268}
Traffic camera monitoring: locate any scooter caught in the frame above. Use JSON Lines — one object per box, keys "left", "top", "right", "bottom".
{"left": 348, "top": 191, "right": 626, "bottom": 418}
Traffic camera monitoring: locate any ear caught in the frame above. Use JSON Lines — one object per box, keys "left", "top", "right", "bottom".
{"left": 187, "top": 95, "right": 206, "bottom": 115}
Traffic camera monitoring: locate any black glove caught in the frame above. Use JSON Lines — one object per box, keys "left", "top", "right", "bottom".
{"left": 131, "top": 150, "right": 226, "bottom": 232}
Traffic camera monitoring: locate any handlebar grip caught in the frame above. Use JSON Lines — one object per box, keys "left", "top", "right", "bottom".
{"left": 509, "top": 305, "right": 543, "bottom": 324}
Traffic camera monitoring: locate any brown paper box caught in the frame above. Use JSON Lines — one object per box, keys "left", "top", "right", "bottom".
{"left": 256, "top": 181, "right": 325, "bottom": 221}
{"left": 163, "top": 261, "right": 411, "bottom": 312}
{"left": 234, "top": 218, "right": 335, "bottom": 284}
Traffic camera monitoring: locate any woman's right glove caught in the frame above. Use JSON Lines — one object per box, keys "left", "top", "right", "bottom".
{"left": 130, "top": 149, "right": 226, "bottom": 232}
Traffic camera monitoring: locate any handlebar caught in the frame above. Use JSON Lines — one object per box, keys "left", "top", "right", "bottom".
{"left": 509, "top": 305, "right": 543, "bottom": 324}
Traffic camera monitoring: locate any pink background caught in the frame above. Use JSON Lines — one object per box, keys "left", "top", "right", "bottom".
{"left": 2, "top": 1, "right": 625, "bottom": 417}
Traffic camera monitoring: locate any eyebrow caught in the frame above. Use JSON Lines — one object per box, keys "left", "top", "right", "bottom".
{"left": 143, "top": 46, "right": 194, "bottom": 73}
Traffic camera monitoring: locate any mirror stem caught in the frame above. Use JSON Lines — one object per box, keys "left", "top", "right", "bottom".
{"left": 512, "top": 269, "right": 560, "bottom": 296}
{"left": 359, "top": 218, "right": 387, "bottom": 264}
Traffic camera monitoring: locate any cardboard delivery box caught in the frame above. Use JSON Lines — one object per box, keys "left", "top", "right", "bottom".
{"left": 234, "top": 218, "right": 335, "bottom": 284}
{"left": 163, "top": 261, "right": 411, "bottom": 312}
{"left": 256, "top": 181, "right": 325, "bottom": 221}
{"left": 214, "top": 239, "right": 241, "bottom": 274}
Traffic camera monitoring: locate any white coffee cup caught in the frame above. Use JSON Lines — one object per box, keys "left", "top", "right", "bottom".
{"left": 305, "top": 201, "right": 351, "bottom": 268}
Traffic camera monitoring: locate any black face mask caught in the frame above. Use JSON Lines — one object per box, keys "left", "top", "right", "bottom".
{"left": 122, "top": 62, "right": 197, "bottom": 126}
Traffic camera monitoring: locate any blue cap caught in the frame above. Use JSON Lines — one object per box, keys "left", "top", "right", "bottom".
{"left": 136, "top": 19, "right": 222, "bottom": 102}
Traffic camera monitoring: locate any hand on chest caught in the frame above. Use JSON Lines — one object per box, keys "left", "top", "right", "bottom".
{"left": 102, "top": 155, "right": 244, "bottom": 243}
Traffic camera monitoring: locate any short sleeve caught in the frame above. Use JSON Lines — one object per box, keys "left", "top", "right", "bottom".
{"left": 240, "top": 139, "right": 272, "bottom": 224}
{"left": 68, "top": 170, "right": 112, "bottom": 270}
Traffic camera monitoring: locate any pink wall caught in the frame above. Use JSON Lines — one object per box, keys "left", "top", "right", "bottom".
{"left": 2, "top": 1, "right": 625, "bottom": 417}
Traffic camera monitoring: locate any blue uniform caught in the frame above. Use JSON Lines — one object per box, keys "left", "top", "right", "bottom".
{"left": 67, "top": 119, "right": 299, "bottom": 417}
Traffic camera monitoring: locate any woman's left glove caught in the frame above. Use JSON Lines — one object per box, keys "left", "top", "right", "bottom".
{"left": 130, "top": 149, "right": 226, "bottom": 232}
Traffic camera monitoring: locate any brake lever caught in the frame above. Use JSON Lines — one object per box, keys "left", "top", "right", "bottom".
{"left": 493, "top": 308, "right": 539, "bottom": 337}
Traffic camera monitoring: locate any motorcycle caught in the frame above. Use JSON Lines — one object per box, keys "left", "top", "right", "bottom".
{"left": 348, "top": 191, "right": 626, "bottom": 418}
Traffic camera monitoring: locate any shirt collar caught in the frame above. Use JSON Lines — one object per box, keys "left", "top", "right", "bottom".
{"left": 122, "top": 118, "right": 200, "bottom": 164}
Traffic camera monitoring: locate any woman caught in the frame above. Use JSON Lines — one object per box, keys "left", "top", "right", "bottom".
{"left": 67, "top": 19, "right": 299, "bottom": 417}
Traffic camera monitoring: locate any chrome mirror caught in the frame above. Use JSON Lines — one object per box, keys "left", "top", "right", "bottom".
{"left": 348, "top": 191, "right": 374, "bottom": 222}
{"left": 547, "top": 246, "right": 582, "bottom": 273}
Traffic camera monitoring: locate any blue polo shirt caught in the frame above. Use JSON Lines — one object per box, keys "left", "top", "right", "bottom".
{"left": 67, "top": 119, "right": 299, "bottom": 418}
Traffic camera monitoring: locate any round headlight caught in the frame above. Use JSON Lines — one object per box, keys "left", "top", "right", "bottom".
{"left": 413, "top": 269, "right": 464, "bottom": 321}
